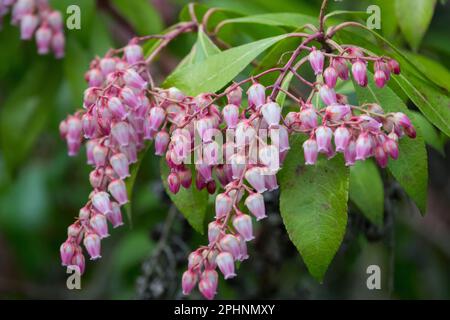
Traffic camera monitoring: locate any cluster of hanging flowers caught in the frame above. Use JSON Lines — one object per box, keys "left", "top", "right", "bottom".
{"left": 58, "top": 20, "right": 415, "bottom": 299}
{"left": 0, "top": 0, "right": 65, "bottom": 58}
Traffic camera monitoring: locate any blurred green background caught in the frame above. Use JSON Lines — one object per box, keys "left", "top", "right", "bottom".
{"left": 0, "top": 0, "right": 449, "bottom": 299}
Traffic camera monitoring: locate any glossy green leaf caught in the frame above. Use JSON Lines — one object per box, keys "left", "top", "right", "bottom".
{"left": 110, "top": 0, "right": 163, "bottom": 35}
{"left": 217, "top": 13, "right": 317, "bottom": 31}
{"left": 412, "top": 112, "right": 445, "bottom": 154}
{"left": 374, "top": 0, "right": 397, "bottom": 38}
{"left": 160, "top": 160, "right": 208, "bottom": 234}
{"left": 349, "top": 160, "right": 384, "bottom": 226}
{"left": 354, "top": 76, "right": 428, "bottom": 214}
{"left": 396, "top": 0, "right": 437, "bottom": 51}
{"left": 279, "top": 137, "right": 349, "bottom": 282}
{"left": 163, "top": 34, "right": 290, "bottom": 95}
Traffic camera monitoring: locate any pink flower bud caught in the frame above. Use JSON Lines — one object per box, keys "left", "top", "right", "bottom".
{"left": 83, "top": 87, "right": 99, "bottom": 106}
{"left": 244, "top": 193, "right": 266, "bottom": 221}
{"left": 99, "top": 58, "right": 116, "bottom": 76}
{"left": 261, "top": 101, "right": 281, "bottom": 128}
{"left": 219, "top": 234, "right": 241, "bottom": 259}
{"left": 230, "top": 154, "right": 246, "bottom": 179}
{"left": 123, "top": 68, "right": 147, "bottom": 90}
{"left": 60, "top": 241, "right": 75, "bottom": 266}
{"left": 83, "top": 233, "right": 101, "bottom": 260}
{"left": 325, "top": 103, "right": 351, "bottom": 121}
{"left": 36, "top": 25, "right": 52, "bottom": 54}
{"left": 215, "top": 193, "right": 233, "bottom": 219}
{"left": 226, "top": 85, "right": 243, "bottom": 106}
{"left": 375, "top": 145, "right": 388, "bottom": 168}
{"left": 245, "top": 167, "right": 267, "bottom": 193}
{"left": 124, "top": 44, "right": 143, "bottom": 64}
{"left": 70, "top": 252, "right": 85, "bottom": 275}
{"left": 315, "top": 126, "right": 333, "bottom": 153}
{"left": 247, "top": 83, "right": 265, "bottom": 109}
{"left": 120, "top": 87, "right": 139, "bottom": 109}
{"left": 154, "top": 131, "right": 170, "bottom": 155}
{"left": 374, "top": 70, "right": 387, "bottom": 88}
{"left": 82, "top": 113, "right": 96, "bottom": 138}
{"left": 319, "top": 85, "right": 337, "bottom": 106}
{"left": 20, "top": 13, "right": 38, "bottom": 40}
{"left": 270, "top": 125, "right": 290, "bottom": 152}
{"left": 182, "top": 270, "right": 198, "bottom": 295}
{"left": 355, "top": 133, "right": 372, "bottom": 160}
{"left": 108, "top": 179, "right": 128, "bottom": 205}
{"left": 308, "top": 48, "right": 324, "bottom": 75}
{"left": 197, "top": 164, "right": 213, "bottom": 182}
{"left": 79, "top": 206, "right": 91, "bottom": 221}
{"left": 222, "top": 104, "right": 239, "bottom": 129}
{"left": 188, "top": 251, "right": 203, "bottom": 270}
{"left": 394, "top": 112, "right": 415, "bottom": 138}
{"left": 238, "top": 236, "right": 249, "bottom": 261}
{"left": 86, "top": 68, "right": 104, "bottom": 87}
{"left": 52, "top": 31, "right": 65, "bottom": 58}
{"left": 388, "top": 59, "right": 401, "bottom": 75}
{"left": 47, "top": 11, "right": 63, "bottom": 31}
{"left": 179, "top": 166, "right": 192, "bottom": 188}
{"left": 344, "top": 140, "right": 356, "bottom": 166}
{"left": 107, "top": 202, "right": 124, "bottom": 228}
{"left": 208, "top": 221, "right": 222, "bottom": 243}
{"left": 67, "top": 138, "right": 81, "bottom": 156}
{"left": 93, "top": 144, "right": 108, "bottom": 166}
{"left": 110, "top": 153, "right": 130, "bottom": 179}
{"left": 324, "top": 66, "right": 338, "bottom": 88}
{"left": 303, "top": 138, "right": 318, "bottom": 165}
{"left": 216, "top": 252, "right": 236, "bottom": 280}
{"left": 92, "top": 191, "right": 112, "bottom": 215}
{"left": 199, "top": 269, "right": 218, "bottom": 300}
{"left": 111, "top": 121, "right": 130, "bottom": 147}
{"left": 384, "top": 138, "right": 399, "bottom": 160}
{"left": 67, "top": 223, "right": 82, "bottom": 238}
{"left": 375, "top": 60, "right": 391, "bottom": 81}
{"left": 67, "top": 116, "right": 82, "bottom": 140}
{"left": 148, "top": 106, "right": 166, "bottom": 131}
{"left": 332, "top": 57, "right": 349, "bottom": 80}
{"left": 90, "top": 213, "right": 109, "bottom": 239}
{"left": 232, "top": 214, "right": 254, "bottom": 241}
{"left": 259, "top": 145, "right": 280, "bottom": 173}
{"left": 352, "top": 60, "right": 368, "bottom": 87}
{"left": 89, "top": 168, "right": 105, "bottom": 189}
{"left": 334, "top": 126, "right": 351, "bottom": 152}
{"left": 167, "top": 172, "right": 181, "bottom": 194}
{"left": 264, "top": 170, "right": 279, "bottom": 191}
{"left": 299, "top": 106, "right": 318, "bottom": 129}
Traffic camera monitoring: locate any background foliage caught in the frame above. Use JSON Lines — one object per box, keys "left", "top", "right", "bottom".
{"left": 0, "top": 0, "right": 449, "bottom": 299}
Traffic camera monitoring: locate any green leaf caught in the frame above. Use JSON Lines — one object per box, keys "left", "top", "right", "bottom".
{"left": 354, "top": 76, "right": 428, "bottom": 214}
{"left": 403, "top": 52, "right": 450, "bottom": 92}
{"left": 412, "top": 111, "right": 445, "bottom": 154}
{"left": 349, "top": 161, "right": 384, "bottom": 226}
{"left": 0, "top": 62, "right": 61, "bottom": 171}
{"left": 163, "top": 34, "right": 290, "bottom": 95}
{"left": 279, "top": 137, "right": 349, "bottom": 282}
{"left": 160, "top": 159, "right": 208, "bottom": 234}
{"left": 110, "top": 0, "right": 163, "bottom": 35}
{"left": 187, "top": 28, "right": 221, "bottom": 66}
{"left": 374, "top": 0, "right": 398, "bottom": 38}
{"left": 392, "top": 73, "right": 450, "bottom": 138}
{"left": 216, "top": 13, "right": 317, "bottom": 31}
{"left": 396, "top": 0, "right": 437, "bottom": 51}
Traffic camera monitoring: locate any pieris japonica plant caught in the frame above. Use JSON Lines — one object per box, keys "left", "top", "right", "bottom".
{"left": 0, "top": 0, "right": 65, "bottom": 58}
{"left": 56, "top": 0, "right": 442, "bottom": 300}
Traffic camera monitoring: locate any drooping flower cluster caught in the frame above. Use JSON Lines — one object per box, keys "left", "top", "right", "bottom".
{"left": 59, "top": 40, "right": 154, "bottom": 273}
{"left": 58, "top": 15, "right": 416, "bottom": 300}
{"left": 0, "top": 0, "right": 65, "bottom": 58}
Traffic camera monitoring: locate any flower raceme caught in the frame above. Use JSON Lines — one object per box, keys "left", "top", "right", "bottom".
{"left": 59, "top": 20, "right": 415, "bottom": 300}
{"left": 0, "top": 0, "right": 65, "bottom": 58}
